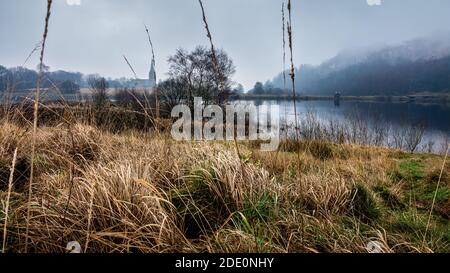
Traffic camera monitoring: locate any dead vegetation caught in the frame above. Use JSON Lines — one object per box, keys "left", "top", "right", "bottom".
{"left": 0, "top": 121, "right": 448, "bottom": 253}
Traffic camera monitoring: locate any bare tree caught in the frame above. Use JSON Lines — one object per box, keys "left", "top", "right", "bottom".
{"left": 157, "top": 78, "right": 186, "bottom": 115}
{"left": 404, "top": 123, "right": 426, "bottom": 153}
{"left": 167, "top": 46, "right": 235, "bottom": 106}
{"left": 391, "top": 127, "right": 406, "bottom": 150}
{"left": 371, "top": 114, "right": 390, "bottom": 147}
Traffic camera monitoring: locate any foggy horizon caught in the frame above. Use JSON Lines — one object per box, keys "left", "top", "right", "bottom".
{"left": 1, "top": 0, "right": 450, "bottom": 89}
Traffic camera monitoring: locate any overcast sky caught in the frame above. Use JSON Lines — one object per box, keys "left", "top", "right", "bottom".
{"left": 1, "top": 0, "right": 450, "bottom": 89}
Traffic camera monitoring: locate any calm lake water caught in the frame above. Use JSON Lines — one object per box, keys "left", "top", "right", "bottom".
{"left": 2, "top": 91, "right": 449, "bottom": 153}
{"left": 236, "top": 100, "right": 450, "bottom": 154}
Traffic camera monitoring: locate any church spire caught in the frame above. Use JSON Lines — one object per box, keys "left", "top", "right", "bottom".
{"left": 145, "top": 24, "right": 157, "bottom": 89}
{"left": 149, "top": 57, "right": 156, "bottom": 88}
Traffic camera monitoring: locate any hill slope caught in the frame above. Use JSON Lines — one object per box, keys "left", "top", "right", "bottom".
{"left": 270, "top": 34, "right": 450, "bottom": 96}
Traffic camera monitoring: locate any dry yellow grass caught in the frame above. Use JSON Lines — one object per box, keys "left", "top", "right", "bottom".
{"left": 0, "top": 122, "right": 448, "bottom": 253}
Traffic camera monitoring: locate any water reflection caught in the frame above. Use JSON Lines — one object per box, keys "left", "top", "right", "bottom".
{"left": 236, "top": 99, "right": 450, "bottom": 154}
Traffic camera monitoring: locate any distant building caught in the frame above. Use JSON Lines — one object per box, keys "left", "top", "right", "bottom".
{"left": 120, "top": 57, "right": 157, "bottom": 90}
{"left": 149, "top": 57, "right": 157, "bottom": 89}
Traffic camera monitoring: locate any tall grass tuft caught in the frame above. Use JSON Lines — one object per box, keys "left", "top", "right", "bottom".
{"left": 25, "top": 0, "right": 53, "bottom": 253}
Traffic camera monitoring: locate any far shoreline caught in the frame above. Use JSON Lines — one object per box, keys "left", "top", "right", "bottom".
{"left": 235, "top": 93, "right": 450, "bottom": 104}
{"left": 1, "top": 89, "right": 450, "bottom": 106}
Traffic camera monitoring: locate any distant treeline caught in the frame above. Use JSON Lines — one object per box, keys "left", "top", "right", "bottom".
{"left": 0, "top": 65, "right": 151, "bottom": 93}
{"left": 0, "top": 65, "right": 82, "bottom": 93}
{"left": 264, "top": 55, "right": 450, "bottom": 97}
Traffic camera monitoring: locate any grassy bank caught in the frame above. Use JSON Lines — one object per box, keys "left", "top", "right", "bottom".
{"left": 0, "top": 121, "right": 448, "bottom": 253}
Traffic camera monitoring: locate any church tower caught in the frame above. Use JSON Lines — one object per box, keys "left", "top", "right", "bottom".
{"left": 149, "top": 57, "right": 156, "bottom": 89}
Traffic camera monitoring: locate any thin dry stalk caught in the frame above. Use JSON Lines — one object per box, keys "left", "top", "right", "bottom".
{"left": 282, "top": 4, "right": 289, "bottom": 140}
{"left": 275, "top": 2, "right": 287, "bottom": 163}
{"left": 122, "top": 55, "right": 159, "bottom": 131}
{"left": 423, "top": 144, "right": 449, "bottom": 245}
{"left": 198, "top": 0, "right": 224, "bottom": 91}
{"left": 23, "top": 40, "right": 42, "bottom": 67}
{"left": 282, "top": 3, "right": 287, "bottom": 94}
{"left": 144, "top": 24, "right": 156, "bottom": 62}
{"left": 287, "top": 0, "right": 305, "bottom": 241}
{"left": 197, "top": 0, "right": 242, "bottom": 165}
{"left": 25, "top": 0, "right": 53, "bottom": 253}
{"left": 144, "top": 24, "right": 160, "bottom": 130}
{"left": 287, "top": 0, "right": 300, "bottom": 155}
{"left": 123, "top": 55, "right": 138, "bottom": 79}
{"left": 2, "top": 148, "right": 18, "bottom": 253}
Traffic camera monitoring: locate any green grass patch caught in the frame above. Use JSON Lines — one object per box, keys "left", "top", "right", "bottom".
{"left": 388, "top": 209, "right": 450, "bottom": 251}
{"left": 241, "top": 191, "right": 277, "bottom": 222}
{"left": 389, "top": 159, "right": 426, "bottom": 184}
{"left": 390, "top": 209, "right": 428, "bottom": 234}
{"left": 399, "top": 159, "right": 425, "bottom": 180}
{"left": 233, "top": 191, "right": 277, "bottom": 234}
{"left": 420, "top": 187, "right": 450, "bottom": 203}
